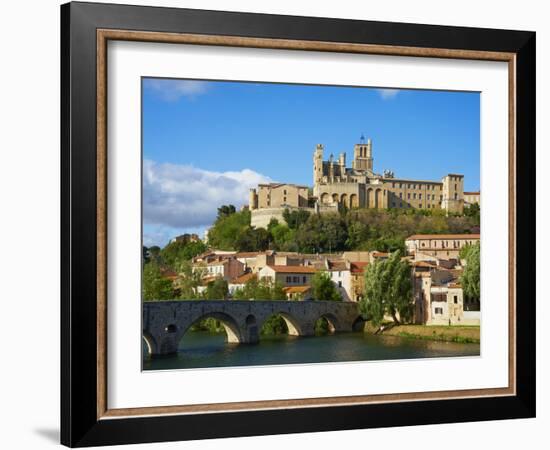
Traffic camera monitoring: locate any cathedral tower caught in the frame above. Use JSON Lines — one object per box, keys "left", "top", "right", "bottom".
{"left": 352, "top": 136, "right": 373, "bottom": 172}
{"left": 313, "top": 144, "right": 324, "bottom": 195}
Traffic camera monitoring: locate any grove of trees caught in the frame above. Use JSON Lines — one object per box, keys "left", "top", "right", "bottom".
{"left": 359, "top": 251, "right": 413, "bottom": 326}
{"left": 206, "top": 205, "right": 479, "bottom": 255}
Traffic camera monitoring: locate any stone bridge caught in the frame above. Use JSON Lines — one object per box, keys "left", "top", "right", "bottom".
{"left": 143, "top": 300, "right": 362, "bottom": 357}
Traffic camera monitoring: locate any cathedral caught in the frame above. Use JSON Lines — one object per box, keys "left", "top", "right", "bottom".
{"left": 312, "top": 137, "right": 465, "bottom": 214}
{"left": 249, "top": 136, "right": 468, "bottom": 228}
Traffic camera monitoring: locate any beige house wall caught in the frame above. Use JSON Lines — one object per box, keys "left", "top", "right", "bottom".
{"left": 250, "top": 183, "right": 309, "bottom": 210}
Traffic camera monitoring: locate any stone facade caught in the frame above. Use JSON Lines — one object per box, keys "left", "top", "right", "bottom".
{"left": 313, "top": 139, "right": 465, "bottom": 214}
{"left": 405, "top": 234, "right": 480, "bottom": 260}
{"left": 464, "top": 191, "right": 481, "bottom": 205}
{"left": 249, "top": 183, "right": 310, "bottom": 210}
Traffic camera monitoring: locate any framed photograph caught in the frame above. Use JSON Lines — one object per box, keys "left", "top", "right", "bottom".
{"left": 61, "top": 1, "right": 536, "bottom": 447}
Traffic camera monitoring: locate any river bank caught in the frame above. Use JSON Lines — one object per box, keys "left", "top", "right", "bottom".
{"left": 364, "top": 323, "right": 480, "bottom": 344}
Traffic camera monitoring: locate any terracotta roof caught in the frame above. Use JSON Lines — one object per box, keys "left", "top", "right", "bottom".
{"left": 464, "top": 191, "right": 480, "bottom": 195}
{"left": 283, "top": 286, "right": 311, "bottom": 294}
{"left": 327, "top": 260, "right": 348, "bottom": 271}
{"left": 266, "top": 265, "right": 317, "bottom": 274}
{"left": 406, "top": 234, "right": 480, "bottom": 240}
{"left": 230, "top": 272, "right": 257, "bottom": 284}
{"left": 372, "top": 251, "right": 389, "bottom": 257}
{"left": 413, "top": 261, "right": 437, "bottom": 268}
{"left": 350, "top": 262, "right": 369, "bottom": 274}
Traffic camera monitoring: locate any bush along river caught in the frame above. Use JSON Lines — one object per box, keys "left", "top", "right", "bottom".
{"left": 143, "top": 317, "right": 480, "bottom": 371}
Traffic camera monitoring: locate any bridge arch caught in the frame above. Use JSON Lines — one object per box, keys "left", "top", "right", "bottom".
{"left": 314, "top": 313, "right": 340, "bottom": 334}
{"left": 352, "top": 315, "right": 366, "bottom": 332}
{"left": 259, "top": 311, "right": 303, "bottom": 337}
{"left": 183, "top": 311, "right": 243, "bottom": 344}
{"left": 142, "top": 331, "right": 158, "bottom": 355}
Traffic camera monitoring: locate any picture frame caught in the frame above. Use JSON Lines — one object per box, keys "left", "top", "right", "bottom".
{"left": 60, "top": 1, "right": 536, "bottom": 447}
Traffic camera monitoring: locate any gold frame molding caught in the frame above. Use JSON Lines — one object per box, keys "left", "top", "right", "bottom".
{"left": 96, "top": 29, "right": 516, "bottom": 420}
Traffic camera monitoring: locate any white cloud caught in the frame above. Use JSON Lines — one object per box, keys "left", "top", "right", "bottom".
{"left": 144, "top": 79, "right": 210, "bottom": 101}
{"left": 376, "top": 88, "right": 400, "bottom": 100}
{"left": 143, "top": 159, "right": 271, "bottom": 234}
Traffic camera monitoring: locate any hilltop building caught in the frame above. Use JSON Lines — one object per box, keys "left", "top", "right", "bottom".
{"left": 249, "top": 136, "right": 470, "bottom": 228}
{"left": 313, "top": 137, "right": 465, "bottom": 214}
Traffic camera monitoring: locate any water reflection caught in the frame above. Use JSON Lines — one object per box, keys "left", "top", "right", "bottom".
{"left": 143, "top": 331, "right": 480, "bottom": 371}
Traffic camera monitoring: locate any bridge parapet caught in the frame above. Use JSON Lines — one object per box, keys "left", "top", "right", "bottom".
{"left": 143, "top": 300, "right": 361, "bottom": 357}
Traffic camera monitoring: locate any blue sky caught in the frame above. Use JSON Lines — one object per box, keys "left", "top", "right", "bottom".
{"left": 142, "top": 78, "right": 479, "bottom": 247}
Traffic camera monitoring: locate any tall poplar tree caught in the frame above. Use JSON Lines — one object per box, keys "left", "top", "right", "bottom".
{"left": 359, "top": 251, "right": 413, "bottom": 326}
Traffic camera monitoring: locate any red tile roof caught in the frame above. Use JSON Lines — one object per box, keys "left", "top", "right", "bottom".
{"left": 230, "top": 272, "right": 257, "bottom": 284}
{"left": 282, "top": 286, "right": 311, "bottom": 294}
{"left": 350, "top": 262, "right": 369, "bottom": 274}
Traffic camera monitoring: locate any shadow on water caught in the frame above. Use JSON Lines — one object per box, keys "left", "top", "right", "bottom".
{"left": 143, "top": 330, "right": 480, "bottom": 371}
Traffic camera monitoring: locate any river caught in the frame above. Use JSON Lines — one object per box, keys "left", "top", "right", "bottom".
{"left": 143, "top": 331, "right": 480, "bottom": 371}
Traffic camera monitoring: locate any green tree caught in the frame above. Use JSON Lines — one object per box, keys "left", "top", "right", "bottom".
{"left": 359, "top": 251, "right": 412, "bottom": 326}
{"left": 142, "top": 262, "right": 173, "bottom": 301}
{"left": 203, "top": 277, "right": 229, "bottom": 300}
{"left": 173, "top": 260, "right": 203, "bottom": 299}
{"left": 160, "top": 240, "right": 207, "bottom": 267}
{"left": 322, "top": 214, "right": 347, "bottom": 253}
{"left": 217, "top": 204, "right": 236, "bottom": 219}
{"left": 345, "top": 221, "right": 369, "bottom": 249}
{"left": 207, "top": 209, "right": 251, "bottom": 250}
{"left": 311, "top": 271, "right": 342, "bottom": 301}
{"left": 463, "top": 203, "right": 480, "bottom": 225}
{"left": 234, "top": 227, "right": 271, "bottom": 252}
{"left": 461, "top": 242, "right": 480, "bottom": 300}
{"left": 233, "top": 278, "right": 286, "bottom": 300}
{"left": 269, "top": 222, "right": 297, "bottom": 251}
{"left": 282, "top": 208, "right": 310, "bottom": 229}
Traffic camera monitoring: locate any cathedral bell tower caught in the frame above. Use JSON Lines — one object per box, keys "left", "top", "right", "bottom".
{"left": 313, "top": 144, "right": 324, "bottom": 196}
{"left": 352, "top": 135, "right": 373, "bottom": 172}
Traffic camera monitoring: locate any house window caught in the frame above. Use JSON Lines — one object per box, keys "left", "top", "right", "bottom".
{"left": 303, "top": 276, "right": 306, "bottom": 283}
{"left": 454, "top": 295, "right": 458, "bottom": 304}
{"left": 419, "top": 193, "right": 422, "bottom": 199}
{"left": 338, "top": 281, "right": 342, "bottom": 287}
{"left": 293, "top": 276, "right": 299, "bottom": 283}
{"left": 399, "top": 193, "right": 402, "bottom": 199}
{"left": 435, "top": 307, "right": 443, "bottom": 314}
{"left": 407, "top": 193, "right": 411, "bottom": 199}
{"left": 286, "top": 276, "right": 291, "bottom": 283}
{"left": 413, "top": 193, "right": 417, "bottom": 199}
